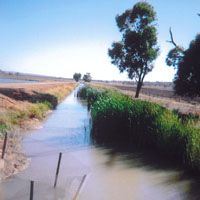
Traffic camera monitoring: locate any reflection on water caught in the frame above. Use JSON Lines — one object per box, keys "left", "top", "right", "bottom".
{"left": 23, "top": 88, "right": 91, "bottom": 154}
{"left": 72, "top": 147, "right": 200, "bottom": 200}
{"left": 1, "top": 87, "right": 200, "bottom": 200}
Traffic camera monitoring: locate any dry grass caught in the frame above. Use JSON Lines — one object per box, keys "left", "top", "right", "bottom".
{"left": 0, "top": 82, "right": 76, "bottom": 133}
{"left": 0, "top": 82, "right": 76, "bottom": 105}
{"left": 0, "top": 81, "right": 76, "bottom": 179}
{"left": 91, "top": 83, "right": 200, "bottom": 116}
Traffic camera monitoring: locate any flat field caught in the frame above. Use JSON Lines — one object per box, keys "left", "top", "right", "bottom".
{"left": 92, "top": 82, "right": 200, "bottom": 116}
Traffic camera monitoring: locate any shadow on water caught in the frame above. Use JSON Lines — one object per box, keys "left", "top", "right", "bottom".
{"left": 94, "top": 141, "right": 200, "bottom": 200}
{"left": 75, "top": 85, "right": 200, "bottom": 200}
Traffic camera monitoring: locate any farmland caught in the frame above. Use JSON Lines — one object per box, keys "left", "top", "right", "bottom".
{"left": 92, "top": 81, "right": 200, "bottom": 116}
{"left": 0, "top": 69, "right": 72, "bottom": 82}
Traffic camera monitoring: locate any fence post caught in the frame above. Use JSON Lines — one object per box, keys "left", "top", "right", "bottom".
{"left": 54, "top": 152, "right": 62, "bottom": 188}
{"left": 1, "top": 132, "right": 8, "bottom": 159}
{"left": 30, "top": 180, "right": 34, "bottom": 200}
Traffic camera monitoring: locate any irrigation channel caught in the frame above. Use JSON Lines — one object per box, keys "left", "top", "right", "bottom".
{"left": 1, "top": 86, "right": 200, "bottom": 200}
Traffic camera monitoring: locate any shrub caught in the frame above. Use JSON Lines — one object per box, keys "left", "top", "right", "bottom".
{"left": 78, "top": 86, "right": 200, "bottom": 172}
{"left": 77, "top": 85, "right": 108, "bottom": 108}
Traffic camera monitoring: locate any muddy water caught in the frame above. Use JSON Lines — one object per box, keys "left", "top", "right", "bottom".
{"left": 1, "top": 88, "right": 200, "bottom": 200}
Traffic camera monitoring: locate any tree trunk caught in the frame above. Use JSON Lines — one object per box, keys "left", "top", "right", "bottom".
{"left": 135, "top": 81, "right": 142, "bottom": 98}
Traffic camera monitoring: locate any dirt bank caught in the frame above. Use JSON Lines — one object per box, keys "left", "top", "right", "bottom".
{"left": 0, "top": 81, "right": 76, "bottom": 179}
{"left": 92, "top": 83, "right": 200, "bottom": 116}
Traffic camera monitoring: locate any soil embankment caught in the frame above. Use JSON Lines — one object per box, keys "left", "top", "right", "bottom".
{"left": 0, "top": 81, "right": 76, "bottom": 179}
{"left": 92, "top": 82, "right": 200, "bottom": 116}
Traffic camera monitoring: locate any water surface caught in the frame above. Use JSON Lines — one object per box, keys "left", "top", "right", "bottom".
{"left": 1, "top": 87, "right": 200, "bottom": 200}
{"left": 0, "top": 78, "right": 37, "bottom": 83}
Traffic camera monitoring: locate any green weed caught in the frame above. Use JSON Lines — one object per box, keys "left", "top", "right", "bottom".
{"left": 78, "top": 86, "right": 200, "bottom": 172}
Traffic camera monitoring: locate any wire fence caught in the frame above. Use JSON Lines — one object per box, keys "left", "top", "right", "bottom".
{"left": 0, "top": 132, "right": 91, "bottom": 200}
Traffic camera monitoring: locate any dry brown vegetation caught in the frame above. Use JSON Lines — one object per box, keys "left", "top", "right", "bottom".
{"left": 0, "top": 82, "right": 76, "bottom": 111}
{"left": 0, "top": 69, "right": 72, "bottom": 82}
{"left": 0, "top": 81, "right": 76, "bottom": 179}
{"left": 91, "top": 82, "right": 200, "bottom": 116}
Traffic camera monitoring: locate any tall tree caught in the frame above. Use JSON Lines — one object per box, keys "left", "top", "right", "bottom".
{"left": 73, "top": 73, "right": 81, "bottom": 82}
{"left": 174, "top": 34, "right": 200, "bottom": 96}
{"left": 166, "top": 28, "right": 200, "bottom": 96}
{"left": 108, "top": 2, "right": 159, "bottom": 98}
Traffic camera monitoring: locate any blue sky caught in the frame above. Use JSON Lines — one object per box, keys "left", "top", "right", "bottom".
{"left": 0, "top": 0, "right": 199, "bottom": 81}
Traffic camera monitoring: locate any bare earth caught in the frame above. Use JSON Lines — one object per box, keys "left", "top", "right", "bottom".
{"left": 0, "top": 81, "right": 76, "bottom": 180}
{"left": 92, "top": 82, "right": 200, "bottom": 116}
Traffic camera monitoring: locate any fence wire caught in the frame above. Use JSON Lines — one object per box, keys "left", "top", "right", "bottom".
{"left": 0, "top": 88, "right": 92, "bottom": 199}
{"left": 0, "top": 130, "right": 91, "bottom": 199}
{"left": 0, "top": 135, "right": 91, "bottom": 200}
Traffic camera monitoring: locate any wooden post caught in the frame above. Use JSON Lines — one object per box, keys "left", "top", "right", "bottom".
{"left": 30, "top": 180, "right": 34, "bottom": 200}
{"left": 1, "top": 132, "right": 8, "bottom": 159}
{"left": 54, "top": 152, "right": 62, "bottom": 188}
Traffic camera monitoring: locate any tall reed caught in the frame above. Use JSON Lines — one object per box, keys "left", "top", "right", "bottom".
{"left": 78, "top": 86, "right": 200, "bottom": 172}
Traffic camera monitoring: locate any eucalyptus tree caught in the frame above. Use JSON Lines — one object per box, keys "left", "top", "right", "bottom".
{"left": 167, "top": 33, "right": 200, "bottom": 96}
{"left": 108, "top": 2, "right": 159, "bottom": 97}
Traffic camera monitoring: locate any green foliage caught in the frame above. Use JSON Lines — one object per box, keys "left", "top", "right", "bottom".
{"left": 28, "top": 101, "right": 52, "bottom": 119}
{"left": 174, "top": 34, "right": 200, "bottom": 96}
{"left": 0, "top": 101, "right": 53, "bottom": 134}
{"left": 73, "top": 73, "right": 81, "bottom": 82}
{"left": 108, "top": 2, "right": 159, "bottom": 98}
{"left": 166, "top": 34, "right": 200, "bottom": 97}
{"left": 80, "top": 86, "right": 200, "bottom": 172}
{"left": 166, "top": 47, "right": 184, "bottom": 68}
{"left": 83, "top": 73, "right": 92, "bottom": 82}
{"left": 0, "top": 124, "right": 9, "bottom": 135}
{"left": 77, "top": 86, "right": 108, "bottom": 108}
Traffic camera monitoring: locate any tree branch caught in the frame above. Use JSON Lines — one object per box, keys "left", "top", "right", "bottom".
{"left": 167, "top": 27, "right": 178, "bottom": 47}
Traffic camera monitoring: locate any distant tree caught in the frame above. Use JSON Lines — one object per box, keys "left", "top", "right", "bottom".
{"left": 108, "top": 2, "right": 159, "bottom": 98}
{"left": 73, "top": 73, "right": 81, "bottom": 82}
{"left": 83, "top": 73, "right": 92, "bottom": 82}
{"left": 166, "top": 29, "right": 200, "bottom": 96}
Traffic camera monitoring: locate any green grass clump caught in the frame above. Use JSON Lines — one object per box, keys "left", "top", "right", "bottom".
{"left": 77, "top": 85, "right": 109, "bottom": 108}
{"left": 0, "top": 124, "right": 9, "bottom": 135}
{"left": 27, "top": 101, "right": 52, "bottom": 120}
{"left": 78, "top": 86, "right": 200, "bottom": 172}
{"left": 0, "top": 101, "right": 53, "bottom": 136}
